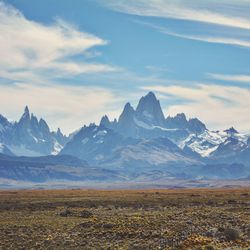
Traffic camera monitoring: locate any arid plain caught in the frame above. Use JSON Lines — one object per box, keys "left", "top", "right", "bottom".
{"left": 0, "top": 188, "right": 249, "bottom": 249}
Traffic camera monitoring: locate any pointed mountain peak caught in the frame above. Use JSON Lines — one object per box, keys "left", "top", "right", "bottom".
{"left": 224, "top": 127, "right": 238, "bottom": 134}
{"left": 188, "top": 117, "right": 207, "bottom": 133}
{"left": 56, "top": 128, "right": 64, "bottom": 138}
{"left": 118, "top": 102, "right": 135, "bottom": 124}
{"left": 39, "top": 118, "right": 46, "bottom": 124}
{"left": 30, "top": 113, "right": 38, "bottom": 121}
{"left": 165, "top": 113, "right": 206, "bottom": 133}
{"left": 89, "top": 122, "right": 96, "bottom": 127}
{"left": 137, "top": 92, "right": 158, "bottom": 107}
{"left": 39, "top": 118, "right": 50, "bottom": 133}
{"left": 119, "top": 102, "right": 135, "bottom": 122}
{"left": 117, "top": 102, "right": 137, "bottom": 137}
{"left": 145, "top": 91, "right": 157, "bottom": 100}
{"left": 175, "top": 113, "right": 187, "bottom": 121}
{"left": 0, "top": 114, "right": 10, "bottom": 126}
{"left": 136, "top": 92, "right": 165, "bottom": 126}
{"left": 24, "top": 105, "right": 29, "bottom": 114}
{"left": 124, "top": 102, "right": 134, "bottom": 111}
{"left": 57, "top": 128, "right": 62, "bottom": 135}
{"left": 19, "top": 105, "right": 30, "bottom": 122}
{"left": 100, "top": 115, "right": 110, "bottom": 123}
{"left": 100, "top": 115, "right": 111, "bottom": 127}
{"left": 166, "top": 113, "right": 187, "bottom": 121}
{"left": 165, "top": 113, "right": 188, "bottom": 129}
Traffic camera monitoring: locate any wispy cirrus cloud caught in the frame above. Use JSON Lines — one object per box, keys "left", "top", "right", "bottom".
{"left": 103, "top": 0, "right": 250, "bottom": 29}
{"left": 142, "top": 84, "right": 250, "bottom": 132}
{"left": 0, "top": 2, "right": 122, "bottom": 133}
{"left": 103, "top": 0, "right": 250, "bottom": 48}
{"left": 136, "top": 21, "right": 250, "bottom": 48}
{"left": 208, "top": 73, "right": 250, "bottom": 83}
{"left": 0, "top": 2, "right": 116, "bottom": 83}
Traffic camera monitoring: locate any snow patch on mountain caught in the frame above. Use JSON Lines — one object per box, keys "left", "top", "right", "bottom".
{"left": 52, "top": 141, "right": 63, "bottom": 155}
{"left": 153, "top": 126, "right": 180, "bottom": 132}
{"left": 181, "top": 129, "right": 248, "bottom": 157}
{"left": 96, "top": 139, "right": 104, "bottom": 144}
{"left": 0, "top": 107, "right": 68, "bottom": 156}
{"left": 93, "top": 130, "right": 107, "bottom": 138}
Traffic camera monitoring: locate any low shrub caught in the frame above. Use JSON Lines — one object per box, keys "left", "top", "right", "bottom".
{"left": 224, "top": 228, "right": 240, "bottom": 241}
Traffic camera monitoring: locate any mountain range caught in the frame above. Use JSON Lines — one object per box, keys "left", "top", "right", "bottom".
{"left": 0, "top": 92, "right": 249, "bottom": 185}
{"left": 0, "top": 106, "right": 68, "bottom": 156}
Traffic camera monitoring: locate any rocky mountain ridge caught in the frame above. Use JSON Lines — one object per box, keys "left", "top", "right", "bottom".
{"left": 0, "top": 92, "right": 249, "bottom": 183}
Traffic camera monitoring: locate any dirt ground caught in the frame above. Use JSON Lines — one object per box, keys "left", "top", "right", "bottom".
{"left": 0, "top": 188, "right": 249, "bottom": 249}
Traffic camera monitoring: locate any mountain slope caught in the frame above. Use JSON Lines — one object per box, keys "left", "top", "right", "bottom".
{"left": 180, "top": 128, "right": 248, "bottom": 158}
{"left": 0, "top": 114, "right": 12, "bottom": 138}
{"left": 0, "top": 91, "right": 249, "bottom": 183}
{"left": 209, "top": 134, "right": 250, "bottom": 165}
{"left": 61, "top": 123, "right": 201, "bottom": 171}
{"left": 102, "top": 92, "right": 207, "bottom": 142}
{"left": 135, "top": 91, "right": 165, "bottom": 126}
{"left": 0, "top": 154, "right": 123, "bottom": 182}
{"left": 101, "top": 137, "right": 200, "bottom": 170}
{"left": 61, "top": 91, "right": 249, "bottom": 174}
{"left": 0, "top": 107, "right": 68, "bottom": 156}
{"left": 0, "top": 143, "right": 14, "bottom": 156}
{"left": 60, "top": 124, "right": 138, "bottom": 164}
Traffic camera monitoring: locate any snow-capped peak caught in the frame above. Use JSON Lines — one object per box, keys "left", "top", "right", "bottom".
{"left": 181, "top": 129, "right": 248, "bottom": 157}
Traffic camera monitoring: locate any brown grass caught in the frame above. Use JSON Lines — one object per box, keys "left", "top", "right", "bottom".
{"left": 0, "top": 188, "right": 249, "bottom": 249}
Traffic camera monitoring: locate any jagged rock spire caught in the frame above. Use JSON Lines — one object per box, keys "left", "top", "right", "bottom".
{"left": 100, "top": 115, "right": 111, "bottom": 127}
{"left": 135, "top": 92, "right": 165, "bottom": 126}
{"left": 118, "top": 102, "right": 135, "bottom": 124}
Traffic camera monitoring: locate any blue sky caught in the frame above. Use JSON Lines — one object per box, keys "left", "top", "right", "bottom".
{"left": 0, "top": 0, "right": 250, "bottom": 133}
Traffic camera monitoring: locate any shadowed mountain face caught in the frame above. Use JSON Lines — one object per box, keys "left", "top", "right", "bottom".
{"left": 60, "top": 92, "right": 249, "bottom": 176}
{"left": 0, "top": 92, "right": 249, "bottom": 183}
{"left": 61, "top": 124, "right": 200, "bottom": 169}
{"left": 0, "top": 153, "right": 122, "bottom": 182}
{"left": 60, "top": 124, "right": 135, "bottom": 165}
{"left": 99, "top": 92, "right": 207, "bottom": 141}
{"left": 165, "top": 113, "right": 206, "bottom": 134}
{"left": 0, "top": 143, "right": 14, "bottom": 156}
{"left": 135, "top": 91, "right": 165, "bottom": 127}
{"left": 117, "top": 102, "right": 137, "bottom": 137}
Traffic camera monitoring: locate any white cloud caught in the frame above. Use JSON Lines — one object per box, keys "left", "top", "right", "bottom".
{"left": 0, "top": 83, "right": 123, "bottom": 134}
{"left": 143, "top": 22, "right": 250, "bottom": 48}
{"left": 170, "top": 34, "right": 250, "bottom": 49}
{"left": 0, "top": 2, "right": 116, "bottom": 82}
{"left": 0, "top": 2, "right": 122, "bottom": 134}
{"left": 142, "top": 84, "right": 250, "bottom": 133}
{"left": 105, "top": 0, "right": 250, "bottom": 48}
{"left": 208, "top": 73, "right": 250, "bottom": 83}
{"left": 104, "top": 0, "right": 250, "bottom": 29}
